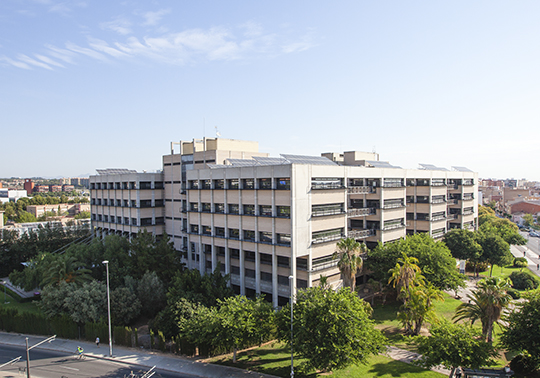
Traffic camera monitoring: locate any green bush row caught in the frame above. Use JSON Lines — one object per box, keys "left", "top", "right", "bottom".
{"left": 0, "top": 307, "right": 137, "bottom": 347}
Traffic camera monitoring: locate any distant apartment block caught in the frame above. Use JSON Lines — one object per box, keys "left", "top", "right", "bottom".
{"left": 90, "top": 137, "right": 478, "bottom": 306}
{"left": 0, "top": 188, "right": 28, "bottom": 204}
{"left": 26, "top": 203, "right": 90, "bottom": 218}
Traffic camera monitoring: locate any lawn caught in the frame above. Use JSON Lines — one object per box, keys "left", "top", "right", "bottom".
{"left": 208, "top": 341, "right": 444, "bottom": 378}
{"left": 0, "top": 287, "right": 41, "bottom": 314}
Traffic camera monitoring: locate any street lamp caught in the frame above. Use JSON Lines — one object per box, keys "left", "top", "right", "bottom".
{"left": 25, "top": 335, "right": 55, "bottom": 378}
{"left": 1, "top": 280, "right": 7, "bottom": 304}
{"left": 102, "top": 260, "right": 113, "bottom": 357}
{"left": 289, "top": 275, "right": 294, "bottom": 378}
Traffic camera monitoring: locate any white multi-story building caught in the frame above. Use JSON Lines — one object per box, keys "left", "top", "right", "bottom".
{"left": 91, "top": 138, "right": 478, "bottom": 307}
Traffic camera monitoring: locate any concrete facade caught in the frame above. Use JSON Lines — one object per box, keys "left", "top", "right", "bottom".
{"left": 90, "top": 137, "right": 478, "bottom": 307}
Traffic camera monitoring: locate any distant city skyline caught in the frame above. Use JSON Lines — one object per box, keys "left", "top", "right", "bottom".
{"left": 2, "top": 1, "right": 540, "bottom": 180}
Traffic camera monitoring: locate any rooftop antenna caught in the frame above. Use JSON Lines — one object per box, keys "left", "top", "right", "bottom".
{"left": 215, "top": 126, "right": 221, "bottom": 137}
{"left": 203, "top": 117, "right": 206, "bottom": 138}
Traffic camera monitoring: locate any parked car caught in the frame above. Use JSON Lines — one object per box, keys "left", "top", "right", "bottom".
{"left": 529, "top": 231, "right": 539, "bottom": 237}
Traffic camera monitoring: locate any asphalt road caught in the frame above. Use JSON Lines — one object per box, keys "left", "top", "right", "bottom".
{"left": 0, "top": 345, "right": 194, "bottom": 378}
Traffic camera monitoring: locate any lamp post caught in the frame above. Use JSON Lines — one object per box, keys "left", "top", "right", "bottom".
{"left": 289, "top": 275, "right": 294, "bottom": 378}
{"left": 25, "top": 335, "right": 55, "bottom": 378}
{"left": 1, "top": 280, "right": 7, "bottom": 304}
{"left": 102, "top": 260, "right": 113, "bottom": 357}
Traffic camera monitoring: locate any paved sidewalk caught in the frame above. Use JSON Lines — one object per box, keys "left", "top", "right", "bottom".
{"left": 0, "top": 278, "right": 36, "bottom": 299}
{"left": 0, "top": 331, "right": 278, "bottom": 378}
{"left": 510, "top": 244, "right": 540, "bottom": 278}
{"left": 385, "top": 346, "right": 450, "bottom": 376}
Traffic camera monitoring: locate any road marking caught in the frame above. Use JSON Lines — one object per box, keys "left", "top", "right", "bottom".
{"left": 61, "top": 366, "right": 80, "bottom": 371}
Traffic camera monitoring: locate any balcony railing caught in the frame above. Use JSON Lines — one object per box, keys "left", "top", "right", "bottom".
{"left": 347, "top": 228, "right": 375, "bottom": 239}
{"left": 312, "top": 233, "right": 345, "bottom": 244}
{"left": 347, "top": 186, "right": 374, "bottom": 194}
{"left": 382, "top": 223, "right": 406, "bottom": 231}
{"left": 382, "top": 203, "right": 405, "bottom": 210}
{"left": 348, "top": 208, "right": 376, "bottom": 217}
{"left": 311, "top": 183, "right": 346, "bottom": 190}
{"left": 431, "top": 215, "right": 447, "bottom": 222}
{"left": 311, "top": 259, "right": 339, "bottom": 273}
{"left": 312, "top": 209, "right": 346, "bottom": 217}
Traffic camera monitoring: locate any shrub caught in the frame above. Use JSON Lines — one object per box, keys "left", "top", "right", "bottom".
{"left": 507, "top": 288, "right": 521, "bottom": 299}
{"left": 509, "top": 271, "right": 539, "bottom": 291}
{"left": 465, "top": 261, "right": 489, "bottom": 272}
{"left": 510, "top": 354, "right": 540, "bottom": 377}
{"left": 513, "top": 257, "right": 528, "bottom": 268}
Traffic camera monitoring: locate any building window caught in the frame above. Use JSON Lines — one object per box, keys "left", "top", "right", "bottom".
{"left": 216, "top": 246, "right": 225, "bottom": 256}
{"left": 277, "top": 256, "right": 290, "bottom": 268}
{"left": 140, "top": 218, "right": 152, "bottom": 226}
{"left": 189, "top": 180, "right": 199, "bottom": 189}
{"left": 228, "top": 179, "right": 239, "bottom": 189}
{"left": 261, "top": 271, "right": 272, "bottom": 282}
{"left": 124, "top": 217, "right": 129, "bottom": 225}
{"left": 312, "top": 203, "right": 344, "bottom": 216}
{"left": 416, "top": 196, "right": 429, "bottom": 203}
{"left": 432, "top": 178, "right": 445, "bottom": 186}
{"left": 277, "top": 233, "right": 291, "bottom": 246}
{"left": 140, "top": 181, "right": 152, "bottom": 189}
{"left": 406, "top": 213, "right": 414, "bottom": 221}
{"left": 245, "top": 269, "right": 256, "bottom": 279}
{"left": 383, "top": 199, "right": 404, "bottom": 209}
{"left": 296, "top": 257, "right": 308, "bottom": 271}
{"left": 258, "top": 178, "right": 272, "bottom": 190}
{"left": 242, "top": 178, "right": 254, "bottom": 189}
{"left": 276, "top": 178, "right": 290, "bottom": 190}
{"left": 190, "top": 202, "right": 199, "bottom": 212}
{"left": 383, "top": 178, "right": 403, "bottom": 187}
{"left": 312, "top": 228, "right": 343, "bottom": 244}
{"left": 155, "top": 199, "right": 164, "bottom": 207}
{"left": 243, "top": 230, "right": 255, "bottom": 242}
{"left": 311, "top": 177, "right": 343, "bottom": 190}
{"left": 214, "top": 179, "right": 224, "bottom": 189}
{"left": 243, "top": 204, "right": 255, "bottom": 215}
{"left": 201, "top": 203, "right": 211, "bottom": 213}
{"left": 202, "top": 180, "right": 211, "bottom": 189}
{"left": 259, "top": 205, "right": 272, "bottom": 217}
{"left": 277, "top": 206, "right": 290, "bottom": 218}
{"left": 231, "top": 266, "right": 240, "bottom": 275}
{"left": 229, "top": 228, "right": 240, "bottom": 239}
{"left": 277, "top": 275, "right": 290, "bottom": 286}
{"left": 416, "top": 213, "right": 429, "bottom": 221}
{"left": 260, "top": 253, "right": 272, "bottom": 265}
{"left": 416, "top": 179, "right": 430, "bottom": 186}
{"left": 131, "top": 218, "right": 137, "bottom": 226}
{"left": 110, "top": 216, "right": 115, "bottom": 223}
{"left": 190, "top": 224, "right": 199, "bottom": 234}
{"left": 228, "top": 204, "right": 239, "bottom": 214}
{"left": 432, "top": 195, "right": 446, "bottom": 204}
{"left": 383, "top": 218, "right": 405, "bottom": 230}
{"left": 104, "top": 215, "right": 109, "bottom": 222}
{"left": 215, "top": 227, "right": 225, "bottom": 237}
{"left": 230, "top": 248, "right": 240, "bottom": 259}
{"left": 140, "top": 199, "right": 152, "bottom": 208}
{"left": 202, "top": 226, "right": 212, "bottom": 235}
{"left": 245, "top": 251, "right": 255, "bottom": 262}
{"left": 214, "top": 203, "right": 225, "bottom": 213}
{"left": 259, "top": 231, "right": 272, "bottom": 244}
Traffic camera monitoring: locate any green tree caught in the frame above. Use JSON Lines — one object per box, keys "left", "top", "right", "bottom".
{"left": 111, "top": 287, "right": 141, "bottom": 326}
{"left": 523, "top": 214, "right": 535, "bottom": 227}
{"left": 477, "top": 232, "right": 512, "bottom": 277}
{"left": 74, "top": 211, "right": 91, "bottom": 219}
{"left": 63, "top": 280, "right": 107, "bottom": 324}
{"left": 15, "top": 210, "right": 37, "bottom": 223}
{"left": 215, "top": 295, "right": 275, "bottom": 362}
{"left": 501, "top": 290, "right": 540, "bottom": 372}
{"left": 415, "top": 320, "right": 498, "bottom": 377}
{"left": 41, "top": 254, "right": 92, "bottom": 287}
{"left": 399, "top": 282, "right": 444, "bottom": 336}
{"left": 367, "top": 233, "right": 464, "bottom": 291}
{"left": 137, "top": 271, "right": 166, "bottom": 317}
{"left": 453, "top": 277, "right": 512, "bottom": 343}
{"left": 443, "top": 229, "right": 482, "bottom": 262}
{"left": 277, "top": 287, "right": 386, "bottom": 373}
{"left": 333, "top": 237, "right": 365, "bottom": 292}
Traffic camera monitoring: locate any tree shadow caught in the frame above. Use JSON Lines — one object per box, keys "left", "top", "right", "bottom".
{"left": 368, "top": 359, "right": 432, "bottom": 377}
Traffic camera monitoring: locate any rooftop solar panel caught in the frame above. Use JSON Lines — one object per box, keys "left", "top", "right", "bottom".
{"left": 253, "top": 156, "right": 289, "bottom": 165}
{"left": 452, "top": 166, "right": 473, "bottom": 172}
{"left": 96, "top": 168, "right": 137, "bottom": 175}
{"left": 419, "top": 163, "right": 449, "bottom": 171}
{"left": 225, "top": 159, "right": 258, "bottom": 167}
{"left": 281, "top": 154, "right": 338, "bottom": 166}
{"left": 365, "top": 160, "right": 401, "bottom": 169}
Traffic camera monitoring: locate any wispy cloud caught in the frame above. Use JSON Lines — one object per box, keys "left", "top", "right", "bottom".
{"left": 4, "top": 20, "right": 315, "bottom": 70}
{"left": 141, "top": 9, "right": 170, "bottom": 26}
{"left": 100, "top": 17, "right": 132, "bottom": 35}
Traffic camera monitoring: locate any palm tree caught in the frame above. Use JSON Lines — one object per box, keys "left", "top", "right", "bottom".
{"left": 453, "top": 277, "right": 512, "bottom": 343}
{"left": 333, "top": 238, "right": 366, "bottom": 292}
{"left": 388, "top": 253, "right": 425, "bottom": 334}
{"left": 41, "top": 254, "right": 92, "bottom": 287}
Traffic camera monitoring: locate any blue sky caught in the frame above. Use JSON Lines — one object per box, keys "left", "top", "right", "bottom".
{"left": 1, "top": 1, "right": 539, "bottom": 180}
